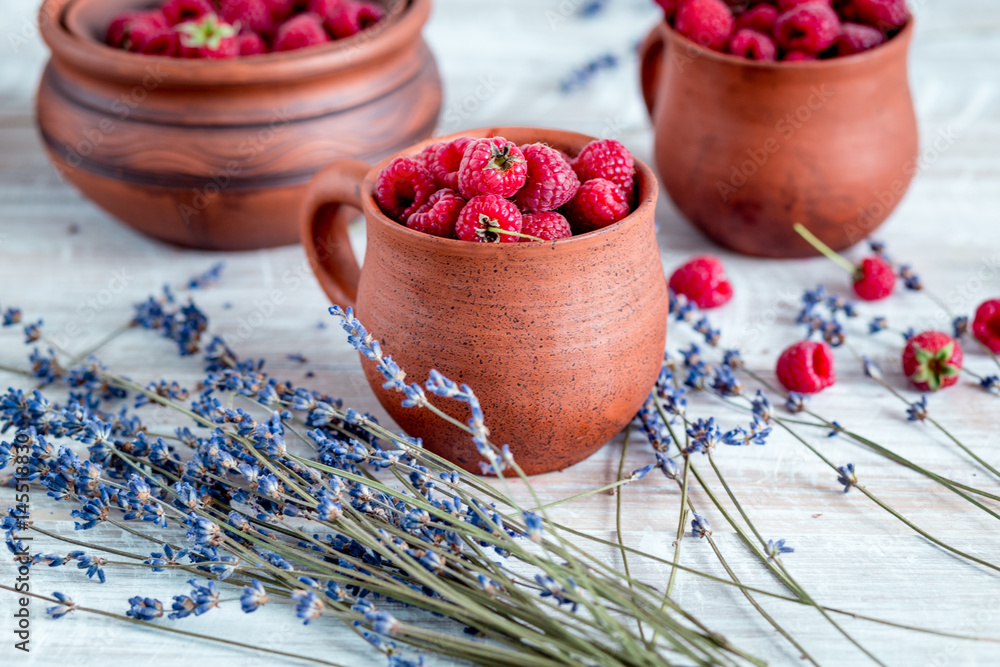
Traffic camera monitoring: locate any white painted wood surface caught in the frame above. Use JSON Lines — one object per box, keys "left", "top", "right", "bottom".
{"left": 2, "top": 0, "right": 1000, "bottom": 665}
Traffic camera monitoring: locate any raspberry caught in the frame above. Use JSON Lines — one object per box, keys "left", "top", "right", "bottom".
{"left": 457, "top": 137, "right": 527, "bottom": 199}
{"left": 177, "top": 14, "right": 240, "bottom": 59}
{"left": 417, "top": 137, "right": 472, "bottom": 190}
{"left": 237, "top": 31, "right": 268, "bottom": 55}
{"left": 777, "top": 0, "right": 833, "bottom": 9}
{"left": 374, "top": 157, "right": 436, "bottom": 223}
{"left": 520, "top": 212, "right": 572, "bottom": 242}
{"left": 572, "top": 139, "right": 635, "bottom": 202}
{"left": 668, "top": 255, "right": 734, "bottom": 309}
{"left": 734, "top": 4, "right": 778, "bottom": 33}
{"left": 456, "top": 195, "right": 523, "bottom": 244}
{"left": 973, "top": 299, "right": 1000, "bottom": 354}
{"left": 674, "top": 0, "right": 735, "bottom": 52}
{"left": 406, "top": 189, "right": 465, "bottom": 239}
{"left": 848, "top": 0, "right": 908, "bottom": 29}
{"left": 107, "top": 11, "right": 168, "bottom": 48}
{"left": 324, "top": 1, "right": 385, "bottom": 39}
{"left": 563, "top": 179, "right": 629, "bottom": 234}
{"left": 135, "top": 25, "right": 180, "bottom": 56}
{"left": 162, "top": 0, "right": 216, "bottom": 26}
{"left": 514, "top": 143, "right": 580, "bottom": 212}
{"left": 902, "top": 331, "right": 963, "bottom": 392}
{"left": 783, "top": 50, "right": 817, "bottom": 61}
{"left": 776, "top": 340, "right": 836, "bottom": 394}
{"left": 775, "top": 4, "right": 840, "bottom": 54}
{"left": 219, "top": 0, "right": 276, "bottom": 35}
{"left": 852, "top": 256, "right": 895, "bottom": 301}
{"left": 729, "top": 28, "right": 777, "bottom": 60}
{"left": 274, "top": 13, "right": 330, "bottom": 51}
{"left": 264, "top": 0, "right": 305, "bottom": 23}
{"left": 836, "top": 21, "right": 888, "bottom": 55}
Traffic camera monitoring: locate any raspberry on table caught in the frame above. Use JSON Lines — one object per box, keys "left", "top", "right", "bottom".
{"left": 325, "top": 1, "right": 386, "bottom": 39}
{"left": 220, "top": 0, "right": 276, "bottom": 35}
{"left": 406, "top": 189, "right": 465, "bottom": 239}
{"left": 674, "top": 0, "right": 736, "bottom": 52}
{"left": 734, "top": 4, "right": 778, "bottom": 34}
{"left": 572, "top": 139, "right": 635, "bottom": 202}
{"left": 776, "top": 340, "right": 836, "bottom": 394}
{"left": 563, "top": 178, "right": 630, "bottom": 234}
{"left": 520, "top": 212, "right": 573, "bottom": 242}
{"left": 849, "top": 0, "right": 908, "bottom": 29}
{"left": 973, "top": 299, "right": 1000, "bottom": 354}
{"left": 902, "top": 331, "right": 963, "bottom": 392}
{"left": 836, "top": 22, "right": 886, "bottom": 54}
{"left": 274, "top": 12, "right": 330, "bottom": 50}
{"left": 729, "top": 28, "right": 777, "bottom": 60}
{"left": 162, "top": 0, "right": 216, "bottom": 26}
{"left": 417, "top": 137, "right": 472, "bottom": 191}
{"left": 457, "top": 137, "right": 528, "bottom": 199}
{"left": 775, "top": 3, "right": 841, "bottom": 54}
{"left": 374, "top": 157, "right": 436, "bottom": 223}
{"left": 514, "top": 143, "right": 580, "bottom": 213}
{"left": 456, "top": 195, "right": 523, "bottom": 244}
{"left": 852, "top": 256, "right": 896, "bottom": 301}
{"left": 668, "top": 255, "right": 734, "bottom": 309}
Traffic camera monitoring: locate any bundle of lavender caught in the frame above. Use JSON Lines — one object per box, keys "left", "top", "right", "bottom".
{"left": 0, "top": 270, "right": 760, "bottom": 666}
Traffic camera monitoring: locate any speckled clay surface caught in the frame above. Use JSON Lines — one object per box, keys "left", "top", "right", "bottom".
{"left": 35, "top": 0, "right": 441, "bottom": 250}
{"left": 640, "top": 19, "right": 919, "bottom": 258}
{"left": 301, "top": 127, "right": 668, "bottom": 475}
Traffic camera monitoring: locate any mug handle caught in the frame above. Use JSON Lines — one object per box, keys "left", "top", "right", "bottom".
{"left": 638, "top": 25, "right": 667, "bottom": 119}
{"left": 300, "top": 159, "right": 371, "bottom": 310}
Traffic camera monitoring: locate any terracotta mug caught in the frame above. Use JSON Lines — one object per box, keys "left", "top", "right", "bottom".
{"left": 36, "top": 0, "right": 441, "bottom": 250}
{"left": 639, "top": 19, "right": 919, "bottom": 257}
{"left": 301, "top": 127, "right": 668, "bottom": 475}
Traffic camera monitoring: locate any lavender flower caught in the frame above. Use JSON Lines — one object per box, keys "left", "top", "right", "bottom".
{"left": 837, "top": 464, "right": 857, "bottom": 493}
{"left": 691, "top": 513, "right": 712, "bottom": 538}
{"left": 46, "top": 592, "right": 77, "bottom": 619}
{"left": 241, "top": 580, "right": 270, "bottom": 613}
{"left": 126, "top": 596, "right": 164, "bottom": 621}
{"left": 765, "top": 539, "right": 794, "bottom": 559}
{"left": 907, "top": 396, "right": 929, "bottom": 422}
{"left": 292, "top": 589, "right": 325, "bottom": 624}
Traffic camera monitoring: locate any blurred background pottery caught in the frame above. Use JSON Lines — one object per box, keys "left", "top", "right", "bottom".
{"left": 301, "top": 127, "right": 668, "bottom": 475}
{"left": 640, "top": 19, "right": 919, "bottom": 258}
{"left": 35, "top": 0, "right": 441, "bottom": 250}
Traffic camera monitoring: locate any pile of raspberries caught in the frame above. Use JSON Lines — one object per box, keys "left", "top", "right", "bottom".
{"left": 374, "top": 136, "right": 638, "bottom": 243}
{"left": 655, "top": 0, "right": 908, "bottom": 62}
{"left": 105, "top": 0, "right": 384, "bottom": 58}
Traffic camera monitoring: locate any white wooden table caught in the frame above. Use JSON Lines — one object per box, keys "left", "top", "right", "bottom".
{"left": 2, "top": 1, "right": 1000, "bottom": 665}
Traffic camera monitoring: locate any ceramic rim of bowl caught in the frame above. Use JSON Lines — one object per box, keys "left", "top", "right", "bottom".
{"left": 356, "top": 126, "right": 659, "bottom": 255}
{"left": 660, "top": 14, "right": 914, "bottom": 71}
{"left": 43, "top": 0, "right": 429, "bottom": 86}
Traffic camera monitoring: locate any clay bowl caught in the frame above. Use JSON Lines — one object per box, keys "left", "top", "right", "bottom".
{"left": 639, "top": 18, "right": 919, "bottom": 258}
{"left": 35, "top": 0, "right": 441, "bottom": 250}
{"left": 301, "top": 127, "right": 668, "bottom": 475}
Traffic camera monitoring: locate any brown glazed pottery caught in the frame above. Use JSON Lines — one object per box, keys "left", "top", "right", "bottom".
{"left": 301, "top": 127, "right": 668, "bottom": 475}
{"left": 35, "top": 0, "right": 441, "bottom": 250}
{"left": 639, "top": 19, "right": 919, "bottom": 258}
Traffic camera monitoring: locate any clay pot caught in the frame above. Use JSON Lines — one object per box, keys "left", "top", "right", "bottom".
{"left": 35, "top": 0, "right": 441, "bottom": 250}
{"left": 639, "top": 19, "right": 919, "bottom": 258}
{"left": 301, "top": 127, "right": 668, "bottom": 475}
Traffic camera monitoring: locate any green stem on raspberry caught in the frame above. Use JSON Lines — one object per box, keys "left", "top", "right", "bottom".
{"left": 793, "top": 223, "right": 858, "bottom": 274}
{"left": 485, "top": 227, "right": 545, "bottom": 242}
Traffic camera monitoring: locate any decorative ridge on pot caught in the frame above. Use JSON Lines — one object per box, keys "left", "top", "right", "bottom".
{"left": 44, "top": 0, "right": 429, "bottom": 87}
